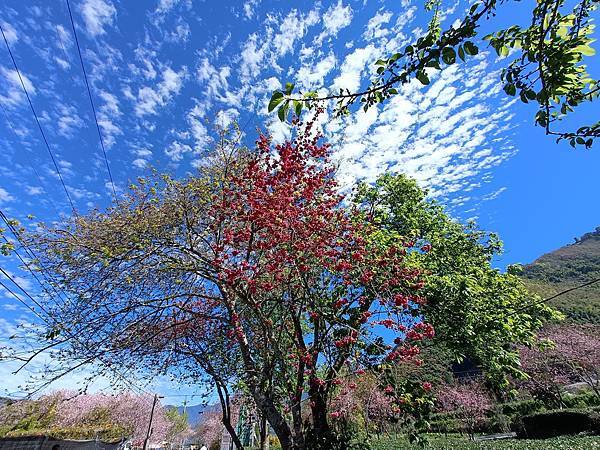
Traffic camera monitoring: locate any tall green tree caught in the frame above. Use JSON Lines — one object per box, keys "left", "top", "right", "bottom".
{"left": 354, "top": 174, "right": 561, "bottom": 389}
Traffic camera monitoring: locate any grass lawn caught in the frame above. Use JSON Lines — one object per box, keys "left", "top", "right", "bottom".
{"left": 372, "top": 433, "right": 600, "bottom": 449}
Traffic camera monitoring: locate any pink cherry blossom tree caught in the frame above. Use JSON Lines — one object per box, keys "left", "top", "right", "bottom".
{"left": 546, "top": 324, "right": 600, "bottom": 399}
{"left": 436, "top": 379, "right": 494, "bottom": 440}
{"left": 195, "top": 411, "right": 223, "bottom": 450}
{"left": 53, "top": 391, "right": 175, "bottom": 445}
{"left": 518, "top": 343, "right": 573, "bottom": 407}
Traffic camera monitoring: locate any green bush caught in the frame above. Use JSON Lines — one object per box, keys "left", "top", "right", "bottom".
{"left": 563, "top": 392, "right": 600, "bottom": 409}
{"left": 500, "top": 398, "right": 546, "bottom": 418}
{"left": 516, "top": 408, "right": 600, "bottom": 439}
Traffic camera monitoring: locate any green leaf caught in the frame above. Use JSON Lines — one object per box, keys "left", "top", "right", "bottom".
{"left": 441, "top": 47, "right": 456, "bottom": 65}
{"left": 284, "top": 82, "right": 295, "bottom": 95}
{"left": 464, "top": 41, "right": 479, "bottom": 56}
{"left": 519, "top": 90, "right": 528, "bottom": 103}
{"left": 293, "top": 100, "right": 302, "bottom": 117}
{"left": 416, "top": 71, "right": 430, "bottom": 85}
{"left": 525, "top": 89, "right": 537, "bottom": 100}
{"left": 277, "top": 100, "right": 289, "bottom": 121}
{"left": 575, "top": 45, "right": 596, "bottom": 56}
{"left": 268, "top": 91, "right": 284, "bottom": 112}
{"left": 458, "top": 46, "right": 465, "bottom": 62}
{"left": 503, "top": 83, "right": 516, "bottom": 96}
{"left": 389, "top": 53, "right": 402, "bottom": 63}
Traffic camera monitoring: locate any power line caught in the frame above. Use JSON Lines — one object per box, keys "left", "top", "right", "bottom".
{"left": 65, "top": 0, "right": 119, "bottom": 204}
{"left": 0, "top": 23, "right": 76, "bottom": 214}
{"left": 0, "top": 265, "right": 149, "bottom": 396}
{"left": 0, "top": 213, "right": 149, "bottom": 396}
{"left": 0, "top": 103, "right": 60, "bottom": 215}
{"left": 509, "top": 276, "right": 600, "bottom": 317}
{"left": 0, "top": 270, "right": 48, "bottom": 322}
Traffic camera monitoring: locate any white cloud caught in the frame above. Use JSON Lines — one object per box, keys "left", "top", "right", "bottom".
{"left": 216, "top": 108, "right": 239, "bottom": 128}
{"left": 26, "top": 186, "right": 44, "bottom": 196}
{"left": 240, "top": 33, "right": 268, "bottom": 81}
{"left": 57, "top": 105, "right": 84, "bottom": 138}
{"left": 96, "top": 91, "right": 122, "bottom": 148}
{"left": 196, "top": 58, "right": 231, "bottom": 102}
{"left": 187, "top": 104, "right": 212, "bottom": 151}
{"left": 165, "top": 140, "right": 194, "bottom": 162}
{"left": 0, "top": 21, "right": 18, "bottom": 44}
{"left": 0, "top": 187, "right": 14, "bottom": 203}
{"left": 243, "top": 0, "right": 261, "bottom": 20}
{"left": 134, "top": 66, "right": 187, "bottom": 117}
{"left": 0, "top": 66, "right": 35, "bottom": 107}
{"left": 296, "top": 53, "right": 337, "bottom": 89}
{"left": 132, "top": 158, "right": 148, "bottom": 169}
{"left": 329, "top": 59, "right": 514, "bottom": 200}
{"left": 363, "top": 10, "right": 393, "bottom": 41}
{"left": 80, "top": 0, "right": 116, "bottom": 37}
{"left": 0, "top": 270, "right": 32, "bottom": 293}
{"left": 332, "top": 45, "right": 377, "bottom": 93}
{"left": 322, "top": 1, "right": 353, "bottom": 37}
{"left": 273, "top": 10, "right": 319, "bottom": 58}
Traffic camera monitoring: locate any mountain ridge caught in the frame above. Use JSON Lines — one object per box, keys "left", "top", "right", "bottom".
{"left": 521, "top": 226, "right": 600, "bottom": 324}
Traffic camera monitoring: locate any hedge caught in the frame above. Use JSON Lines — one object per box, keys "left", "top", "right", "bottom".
{"left": 516, "top": 408, "right": 600, "bottom": 439}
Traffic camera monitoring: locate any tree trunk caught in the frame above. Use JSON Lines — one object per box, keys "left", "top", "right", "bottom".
{"left": 259, "top": 414, "right": 269, "bottom": 450}
{"left": 215, "top": 383, "right": 244, "bottom": 450}
{"left": 308, "top": 387, "right": 334, "bottom": 449}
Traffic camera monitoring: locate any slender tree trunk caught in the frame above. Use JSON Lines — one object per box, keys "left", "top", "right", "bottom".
{"left": 215, "top": 383, "right": 244, "bottom": 450}
{"left": 259, "top": 414, "right": 269, "bottom": 450}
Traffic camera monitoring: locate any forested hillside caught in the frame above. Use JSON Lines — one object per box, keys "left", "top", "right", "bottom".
{"left": 522, "top": 227, "right": 600, "bottom": 324}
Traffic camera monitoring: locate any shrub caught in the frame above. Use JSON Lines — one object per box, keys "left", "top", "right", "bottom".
{"left": 516, "top": 409, "right": 600, "bottom": 439}
{"left": 563, "top": 391, "right": 600, "bottom": 409}
{"left": 501, "top": 398, "right": 546, "bottom": 418}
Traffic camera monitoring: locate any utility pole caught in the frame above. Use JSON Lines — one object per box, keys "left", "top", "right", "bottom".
{"left": 143, "top": 394, "right": 160, "bottom": 450}
{"left": 181, "top": 396, "right": 187, "bottom": 450}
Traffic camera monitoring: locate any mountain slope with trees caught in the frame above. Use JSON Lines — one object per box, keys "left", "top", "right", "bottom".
{"left": 522, "top": 227, "right": 600, "bottom": 324}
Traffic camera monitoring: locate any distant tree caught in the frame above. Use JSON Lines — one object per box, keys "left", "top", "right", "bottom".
{"left": 165, "top": 407, "right": 192, "bottom": 445}
{"left": 353, "top": 174, "right": 560, "bottom": 390}
{"left": 195, "top": 411, "right": 226, "bottom": 450}
{"left": 270, "top": 0, "right": 599, "bottom": 147}
{"left": 21, "top": 118, "right": 434, "bottom": 450}
{"left": 546, "top": 324, "right": 600, "bottom": 399}
{"left": 54, "top": 391, "right": 176, "bottom": 445}
{"left": 518, "top": 324, "right": 600, "bottom": 405}
{"left": 518, "top": 343, "right": 573, "bottom": 407}
{"left": 436, "top": 379, "right": 494, "bottom": 440}
{"left": 0, "top": 391, "right": 182, "bottom": 444}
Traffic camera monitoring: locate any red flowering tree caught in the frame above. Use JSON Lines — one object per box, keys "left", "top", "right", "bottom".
{"left": 436, "top": 379, "right": 494, "bottom": 440}
{"left": 23, "top": 118, "right": 433, "bottom": 449}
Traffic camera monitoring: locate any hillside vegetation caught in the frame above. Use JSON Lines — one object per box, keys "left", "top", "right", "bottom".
{"left": 522, "top": 227, "right": 600, "bottom": 324}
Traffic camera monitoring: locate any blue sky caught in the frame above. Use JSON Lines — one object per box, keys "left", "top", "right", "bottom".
{"left": 0, "top": 0, "right": 598, "bottom": 404}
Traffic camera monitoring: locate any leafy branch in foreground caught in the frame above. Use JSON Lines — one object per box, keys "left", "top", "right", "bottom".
{"left": 269, "top": 0, "right": 599, "bottom": 148}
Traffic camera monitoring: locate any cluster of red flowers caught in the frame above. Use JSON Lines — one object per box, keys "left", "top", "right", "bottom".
{"left": 205, "top": 114, "right": 434, "bottom": 398}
